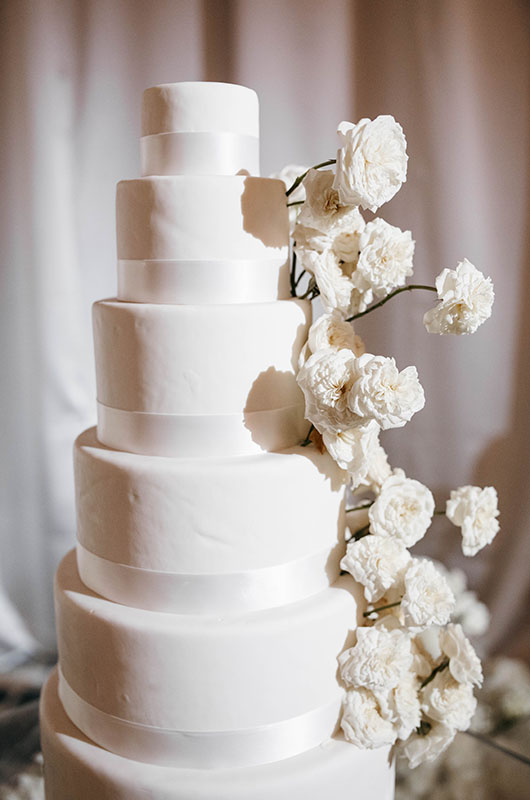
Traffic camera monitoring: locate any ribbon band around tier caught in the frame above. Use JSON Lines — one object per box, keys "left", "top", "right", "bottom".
{"left": 141, "top": 131, "right": 260, "bottom": 177}
{"left": 76, "top": 543, "right": 338, "bottom": 615}
{"left": 117, "top": 258, "right": 290, "bottom": 304}
{"left": 96, "top": 402, "right": 307, "bottom": 457}
{"left": 58, "top": 667, "right": 341, "bottom": 769}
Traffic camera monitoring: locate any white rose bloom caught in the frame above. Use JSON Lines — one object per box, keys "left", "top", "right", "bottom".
{"left": 401, "top": 721, "right": 456, "bottom": 769}
{"left": 421, "top": 670, "right": 477, "bottom": 731}
{"left": 333, "top": 116, "right": 408, "bottom": 212}
{"left": 308, "top": 309, "right": 365, "bottom": 356}
{"left": 270, "top": 164, "right": 307, "bottom": 233}
{"left": 368, "top": 468, "right": 434, "bottom": 547}
{"left": 323, "top": 420, "right": 381, "bottom": 486}
{"left": 338, "top": 625, "right": 413, "bottom": 691}
{"left": 348, "top": 353, "right": 425, "bottom": 430}
{"left": 375, "top": 673, "right": 422, "bottom": 741}
{"left": 297, "top": 248, "right": 367, "bottom": 316}
{"left": 423, "top": 259, "right": 494, "bottom": 335}
{"left": 446, "top": 485, "right": 500, "bottom": 556}
{"left": 401, "top": 560, "right": 456, "bottom": 629}
{"left": 341, "top": 687, "right": 397, "bottom": 749}
{"left": 357, "top": 218, "right": 415, "bottom": 297}
{"left": 440, "top": 623, "right": 483, "bottom": 687}
{"left": 296, "top": 348, "right": 359, "bottom": 434}
{"left": 358, "top": 440, "right": 393, "bottom": 491}
{"left": 341, "top": 535, "right": 411, "bottom": 603}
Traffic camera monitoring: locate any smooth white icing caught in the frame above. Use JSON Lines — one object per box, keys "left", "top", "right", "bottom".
{"left": 55, "top": 551, "right": 360, "bottom": 733}
{"left": 141, "top": 83, "right": 259, "bottom": 138}
{"left": 117, "top": 258, "right": 291, "bottom": 303}
{"left": 74, "top": 428, "right": 345, "bottom": 574}
{"left": 116, "top": 177, "right": 288, "bottom": 262}
{"left": 93, "top": 299, "right": 308, "bottom": 414}
{"left": 141, "top": 131, "right": 260, "bottom": 177}
{"left": 42, "top": 670, "right": 395, "bottom": 800}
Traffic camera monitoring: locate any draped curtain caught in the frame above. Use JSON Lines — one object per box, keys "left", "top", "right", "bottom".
{"left": 1, "top": 0, "right": 529, "bottom": 654}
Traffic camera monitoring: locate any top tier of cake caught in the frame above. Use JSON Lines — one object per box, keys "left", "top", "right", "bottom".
{"left": 117, "top": 82, "right": 289, "bottom": 304}
{"left": 141, "top": 82, "right": 260, "bottom": 176}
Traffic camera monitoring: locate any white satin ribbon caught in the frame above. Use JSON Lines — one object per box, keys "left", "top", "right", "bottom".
{"left": 141, "top": 131, "right": 260, "bottom": 177}
{"left": 58, "top": 668, "right": 341, "bottom": 769}
{"left": 117, "top": 258, "right": 290, "bottom": 304}
{"left": 97, "top": 401, "right": 307, "bottom": 458}
{"left": 76, "top": 543, "right": 338, "bottom": 615}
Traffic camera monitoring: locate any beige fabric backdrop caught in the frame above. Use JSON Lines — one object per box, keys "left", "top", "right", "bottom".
{"left": 1, "top": 0, "right": 529, "bottom": 653}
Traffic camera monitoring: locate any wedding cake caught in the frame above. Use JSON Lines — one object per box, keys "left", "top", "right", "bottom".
{"left": 40, "top": 82, "right": 395, "bottom": 799}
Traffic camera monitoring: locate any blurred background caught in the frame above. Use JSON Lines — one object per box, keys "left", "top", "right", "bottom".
{"left": 0, "top": 0, "right": 529, "bottom": 795}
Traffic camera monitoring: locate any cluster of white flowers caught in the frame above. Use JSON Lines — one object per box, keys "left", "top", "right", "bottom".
{"left": 277, "top": 113, "right": 499, "bottom": 772}
{"left": 446, "top": 485, "right": 500, "bottom": 556}
{"left": 423, "top": 259, "right": 495, "bottom": 336}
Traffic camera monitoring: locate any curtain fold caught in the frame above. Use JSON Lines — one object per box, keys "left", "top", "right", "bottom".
{"left": 1, "top": 0, "right": 529, "bottom": 654}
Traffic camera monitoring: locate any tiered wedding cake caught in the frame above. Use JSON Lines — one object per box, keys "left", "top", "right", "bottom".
{"left": 40, "top": 82, "right": 395, "bottom": 799}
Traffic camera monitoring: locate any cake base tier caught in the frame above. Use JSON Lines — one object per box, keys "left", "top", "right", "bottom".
{"left": 41, "top": 670, "right": 395, "bottom": 800}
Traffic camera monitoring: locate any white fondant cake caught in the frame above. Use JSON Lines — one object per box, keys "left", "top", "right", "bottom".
{"left": 40, "top": 81, "right": 395, "bottom": 798}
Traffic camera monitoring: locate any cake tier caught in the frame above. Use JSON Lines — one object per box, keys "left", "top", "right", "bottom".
{"left": 93, "top": 299, "right": 310, "bottom": 457}
{"left": 55, "top": 551, "right": 360, "bottom": 766}
{"left": 116, "top": 176, "right": 289, "bottom": 304}
{"left": 74, "top": 428, "right": 346, "bottom": 613}
{"left": 42, "top": 670, "right": 395, "bottom": 800}
{"left": 142, "top": 82, "right": 259, "bottom": 138}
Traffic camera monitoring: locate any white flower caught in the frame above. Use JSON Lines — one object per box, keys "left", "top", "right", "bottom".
{"left": 446, "top": 485, "right": 499, "bottom": 556}
{"left": 401, "top": 560, "right": 456, "bottom": 628}
{"left": 341, "top": 687, "right": 397, "bottom": 749}
{"left": 348, "top": 354, "right": 425, "bottom": 430}
{"left": 376, "top": 673, "right": 422, "bottom": 740}
{"left": 368, "top": 469, "right": 434, "bottom": 547}
{"left": 270, "top": 164, "right": 307, "bottom": 233}
{"left": 421, "top": 670, "right": 477, "bottom": 731}
{"left": 308, "top": 309, "right": 364, "bottom": 356}
{"left": 440, "top": 623, "right": 483, "bottom": 687}
{"left": 423, "top": 259, "right": 494, "bottom": 335}
{"left": 338, "top": 625, "right": 413, "bottom": 691}
{"left": 297, "top": 169, "right": 343, "bottom": 231}
{"left": 297, "top": 248, "right": 366, "bottom": 316}
{"left": 401, "top": 721, "right": 455, "bottom": 768}
{"left": 341, "top": 535, "right": 411, "bottom": 603}
{"left": 323, "top": 420, "right": 380, "bottom": 487}
{"left": 296, "top": 348, "right": 358, "bottom": 433}
{"left": 357, "top": 218, "right": 414, "bottom": 297}
{"left": 333, "top": 116, "right": 408, "bottom": 212}
{"left": 358, "top": 440, "right": 393, "bottom": 491}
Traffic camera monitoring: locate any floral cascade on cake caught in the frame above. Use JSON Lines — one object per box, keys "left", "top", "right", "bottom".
{"left": 276, "top": 114, "right": 498, "bottom": 769}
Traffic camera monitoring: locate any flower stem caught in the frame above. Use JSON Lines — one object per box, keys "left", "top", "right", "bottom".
{"left": 285, "top": 159, "right": 337, "bottom": 197}
{"left": 463, "top": 730, "right": 530, "bottom": 768}
{"left": 294, "top": 269, "right": 307, "bottom": 289}
{"left": 346, "top": 284, "right": 437, "bottom": 323}
{"left": 286, "top": 200, "right": 304, "bottom": 207}
{"left": 433, "top": 509, "right": 446, "bottom": 516}
{"left": 300, "top": 424, "right": 315, "bottom": 447}
{"left": 289, "top": 248, "right": 298, "bottom": 297}
{"left": 346, "top": 502, "right": 374, "bottom": 513}
{"left": 363, "top": 599, "right": 401, "bottom": 618}
{"left": 352, "top": 524, "right": 371, "bottom": 541}
{"left": 420, "top": 658, "right": 449, "bottom": 689}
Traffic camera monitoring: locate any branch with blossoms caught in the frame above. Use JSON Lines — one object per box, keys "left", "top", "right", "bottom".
{"left": 273, "top": 114, "right": 500, "bottom": 770}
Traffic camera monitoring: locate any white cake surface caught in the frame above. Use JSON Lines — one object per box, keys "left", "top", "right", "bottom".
{"left": 55, "top": 551, "right": 359, "bottom": 735}
{"left": 93, "top": 299, "right": 310, "bottom": 456}
{"left": 41, "top": 670, "right": 395, "bottom": 800}
{"left": 116, "top": 176, "right": 288, "bottom": 261}
{"left": 74, "top": 428, "right": 346, "bottom": 613}
{"left": 141, "top": 82, "right": 259, "bottom": 138}
{"left": 45, "top": 79, "right": 395, "bottom": 797}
